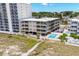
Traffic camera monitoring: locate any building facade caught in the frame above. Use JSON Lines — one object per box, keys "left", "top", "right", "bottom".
{"left": 0, "top": 3, "right": 32, "bottom": 33}
{"left": 20, "top": 18, "right": 60, "bottom": 36}
{"left": 68, "top": 18, "right": 79, "bottom": 34}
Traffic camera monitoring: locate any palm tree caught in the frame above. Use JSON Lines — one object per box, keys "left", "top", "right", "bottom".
{"left": 59, "top": 35, "right": 64, "bottom": 42}
{"left": 59, "top": 33, "right": 68, "bottom": 42}
{"left": 59, "top": 12, "right": 64, "bottom": 24}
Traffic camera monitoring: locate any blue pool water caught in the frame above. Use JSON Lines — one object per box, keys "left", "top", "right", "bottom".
{"left": 48, "top": 34, "right": 57, "bottom": 39}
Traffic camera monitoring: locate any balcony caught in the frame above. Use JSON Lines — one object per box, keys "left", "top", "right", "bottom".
{"left": 71, "top": 23, "right": 78, "bottom": 26}
{"left": 70, "top": 27, "right": 77, "bottom": 30}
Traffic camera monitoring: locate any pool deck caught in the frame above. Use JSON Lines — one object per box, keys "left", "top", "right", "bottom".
{"left": 46, "top": 32, "right": 62, "bottom": 41}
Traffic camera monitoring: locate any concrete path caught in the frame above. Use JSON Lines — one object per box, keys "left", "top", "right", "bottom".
{"left": 21, "top": 42, "right": 42, "bottom": 56}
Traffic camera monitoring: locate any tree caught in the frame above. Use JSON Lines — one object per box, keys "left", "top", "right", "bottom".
{"left": 63, "top": 21, "right": 68, "bottom": 25}
{"left": 60, "top": 11, "right": 73, "bottom": 16}
{"left": 59, "top": 33, "right": 68, "bottom": 42}
{"left": 32, "top": 12, "right": 38, "bottom": 18}
{"left": 37, "top": 32, "right": 40, "bottom": 39}
{"left": 32, "top": 11, "right": 79, "bottom": 20}
{"left": 57, "top": 12, "right": 64, "bottom": 24}
{"left": 63, "top": 33, "right": 68, "bottom": 37}
{"left": 59, "top": 35, "right": 65, "bottom": 42}
{"left": 32, "top": 12, "right": 57, "bottom": 18}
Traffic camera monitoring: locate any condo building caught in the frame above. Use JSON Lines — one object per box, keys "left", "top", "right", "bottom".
{"left": 0, "top": 3, "right": 32, "bottom": 33}
{"left": 20, "top": 18, "right": 60, "bottom": 36}
{"left": 68, "top": 18, "right": 79, "bottom": 34}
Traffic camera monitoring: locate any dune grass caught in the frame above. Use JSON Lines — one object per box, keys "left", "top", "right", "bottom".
{"left": 0, "top": 33, "right": 38, "bottom": 53}
{"left": 30, "top": 40, "right": 79, "bottom": 56}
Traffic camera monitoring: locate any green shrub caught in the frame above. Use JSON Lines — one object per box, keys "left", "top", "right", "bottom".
{"left": 70, "top": 33, "right": 79, "bottom": 39}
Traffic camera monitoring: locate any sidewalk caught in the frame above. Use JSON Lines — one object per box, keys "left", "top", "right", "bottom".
{"left": 21, "top": 42, "right": 42, "bottom": 56}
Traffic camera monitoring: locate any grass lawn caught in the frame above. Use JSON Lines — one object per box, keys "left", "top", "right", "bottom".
{"left": 0, "top": 33, "right": 38, "bottom": 56}
{"left": 30, "top": 40, "right": 79, "bottom": 56}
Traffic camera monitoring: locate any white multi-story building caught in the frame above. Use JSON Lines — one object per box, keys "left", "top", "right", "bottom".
{"left": 20, "top": 18, "right": 60, "bottom": 36}
{"left": 68, "top": 18, "right": 79, "bottom": 34}
{"left": 0, "top": 3, "right": 32, "bottom": 33}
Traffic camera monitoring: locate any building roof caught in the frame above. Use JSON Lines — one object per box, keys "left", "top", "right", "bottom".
{"left": 70, "top": 18, "right": 79, "bottom": 22}
{"left": 21, "top": 18, "right": 59, "bottom": 22}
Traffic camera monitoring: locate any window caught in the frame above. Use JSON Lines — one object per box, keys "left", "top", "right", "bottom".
{"left": 41, "top": 30, "right": 46, "bottom": 32}
{"left": 37, "top": 25, "right": 40, "bottom": 27}
{"left": 25, "top": 21, "right": 28, "bottom": 23}
{"left": 41, "top": 26, "right": 46, "bottom": 28}
{"left": 37, "top": 22, "right": 40, "bottom": 24}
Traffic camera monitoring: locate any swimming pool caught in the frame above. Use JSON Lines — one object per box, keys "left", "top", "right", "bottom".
{"left": 48, "top": 34, "right": 57, "bottom": 39}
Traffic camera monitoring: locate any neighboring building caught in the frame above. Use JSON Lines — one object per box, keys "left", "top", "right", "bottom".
{"left": 63, "top": 16, "right": 69, "bottom": 21}
{"left": 0, "top": 3, "right": 32, "bottom": 33}
{"left": 68, "top": 18, "right": 79, "bottom": 34}
{"left": 20, "top": 18, "right": 60, "bottom": 36}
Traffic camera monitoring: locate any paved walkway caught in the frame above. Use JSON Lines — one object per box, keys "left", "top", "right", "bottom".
{"left": 21, "top": 42, "right": 42, "bottom": 56}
